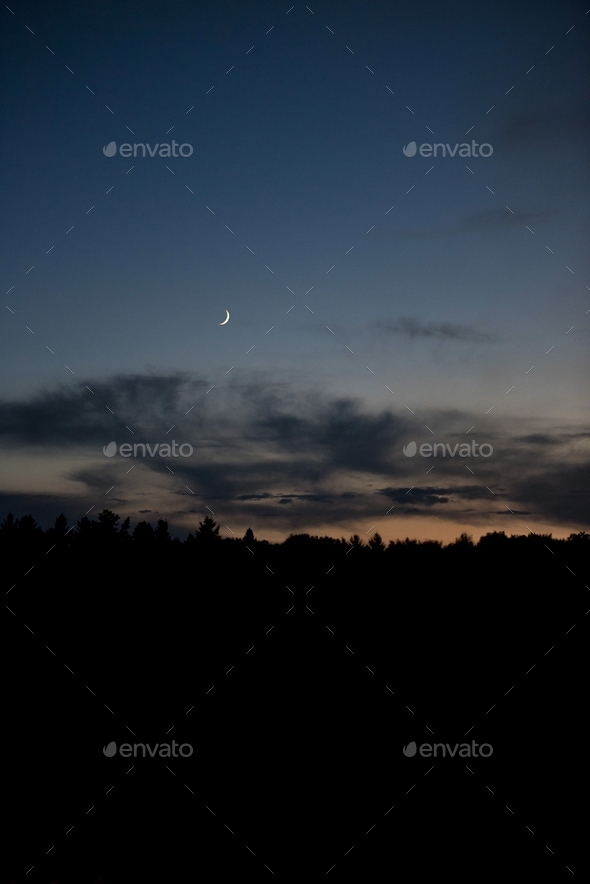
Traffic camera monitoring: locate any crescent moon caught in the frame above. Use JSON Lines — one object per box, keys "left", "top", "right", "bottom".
{"left": 219, "top": 309, "right": 230, "bottom": 326}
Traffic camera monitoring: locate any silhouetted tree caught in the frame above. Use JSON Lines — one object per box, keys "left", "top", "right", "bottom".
{"left": 133, "top": 521, "right": 155, "bottom": 543}
{"left": 0, "top": 512, "right": 18, "bottom": 541}
{"left": 54, "top": 513, "right": 69, "bottom": 536}
{"left": 195, "top": 516, "right": 221, "bottom": 544}
{"left": 368, "top": 532, "right": 385, "bottom": 553}
{"left": 284, "top": 533, "right": 313, "bottom": 546}
{"left": 452, "top": 532, "right": 474, "bottom": 547}
{"left": 45, "top": 513, "right": 70, "bottom": 550}
{"left": 567, "top": 531, "right": 590, "bottom": 547}
{"left": 75, "top": 515, "right": 95, "bottom": 544}
{"left": 119, "top": 516, "right": 131, "bottom": 540}
{"left": 478, "top": 531, "right": 508, "bottom": 552}
{"left": 97, "top": 509, "right": 119, "bottom": 529}
{"left": 17, "top": 514, "right": 43, "bottom": 541}
{"left": 155, "top": 519, "right": 171, "bottom": 543}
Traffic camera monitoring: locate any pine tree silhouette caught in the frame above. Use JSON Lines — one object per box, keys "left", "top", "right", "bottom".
{"left": 368, "top": 532, "right": 385, "bottom": 552}
{"left": 196, "top": 516, "right": 221, "bottom": 544}
{"left": 0, "top": 512, "right": 18, "bottom": 539}
{"left": 155, "top": 518, "right": 171, "bottom": 543}
{"left": 97, "top": 509, "right": 120, "bottom": 537}
{"left": 119, "top": 515, "right": 131, "bottom": 540}
{"left": 133, "top": 520, "right": 155, "bottom": 543}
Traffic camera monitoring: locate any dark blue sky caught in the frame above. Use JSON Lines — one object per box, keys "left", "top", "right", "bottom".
{"left": 1, "top": 0, "right": 588, "bottom": 540}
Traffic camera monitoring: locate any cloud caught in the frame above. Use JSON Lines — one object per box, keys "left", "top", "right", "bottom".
{"left": 509, "top": 461, "right": 590, "bottom": 526}
{"left": 0, "top": 372, "right": 587, "bottom": 536}
{"left": 0, "top": 372, "right": 207, "bottom": 447}
{"left": 378, "top": 485, "right": 490, "bottom": 507}
{"left": 384, "top": 208, "right": 556, "bottom": 239}
{"left": 447, "top": 208, "right": 557, "bottom": 236}
{"left": 517, "top": 431, "right": 590, "bottom": 446}
{"left": 237, "top": 491, "right": 345, "bottom": 503}
{"left": 494, "top": 98, "right": 590, "bottom": 147}
{"left": 374, "top": 317, "right": 495, "bottom": 343}
{"left": 517, "top": 433, "right": 560, "bottom": 446}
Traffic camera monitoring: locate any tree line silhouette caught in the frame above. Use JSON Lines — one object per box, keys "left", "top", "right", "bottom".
{"left": 4, "top": 509, "right": 588, "bottom": 882}
{"left": 2, "top": 508, "right": 589, "bottom": 560}
{"left": 4, "top": 509, "right": 588, "bottom": 677}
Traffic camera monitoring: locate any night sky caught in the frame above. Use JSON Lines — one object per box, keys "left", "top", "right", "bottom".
{"left": 1, "top": 0, "right": 589, "bottom": 542}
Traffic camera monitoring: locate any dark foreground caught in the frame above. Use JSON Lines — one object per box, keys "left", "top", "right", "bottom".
{"left": 3, "top": 512, "right": 589, "bottom": 881}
